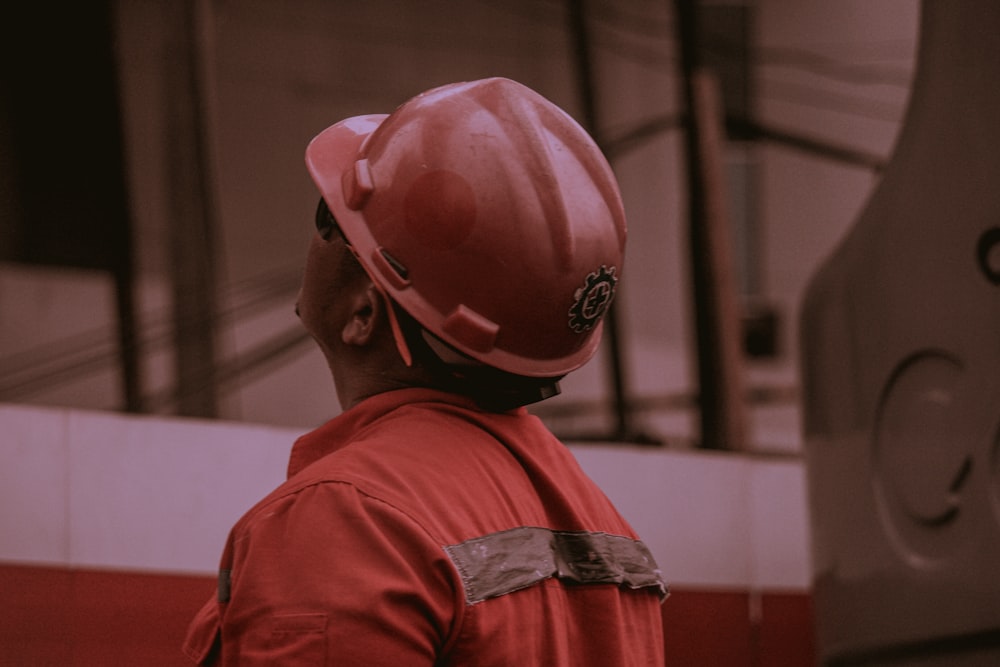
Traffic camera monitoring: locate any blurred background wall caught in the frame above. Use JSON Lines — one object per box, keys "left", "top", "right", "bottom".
{"left": 0, "top": 0, "right": 918, "bottom": 451}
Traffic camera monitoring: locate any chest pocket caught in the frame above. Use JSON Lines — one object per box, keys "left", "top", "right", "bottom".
{"left": 182, "top": 600, "right": 329, "bottom": 666}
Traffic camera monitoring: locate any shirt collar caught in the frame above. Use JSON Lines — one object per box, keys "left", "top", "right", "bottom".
{"left": 286, "top": 387, "right": 482, "bottom": 478}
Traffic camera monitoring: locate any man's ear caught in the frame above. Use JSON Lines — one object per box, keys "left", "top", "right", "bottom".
{"left": 341, "top": 283, "right": 382, "bottom": 346}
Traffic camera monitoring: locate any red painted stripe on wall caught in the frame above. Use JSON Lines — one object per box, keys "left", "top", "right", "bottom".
{"left": 663, "top": 588, "right": 816, "bottom": 666}
{"left": 2, "top": 564, "right": 215, "bottom": 666}
{"left": 758, "top": 592, "right": 817, "bottom": 666}
{"left": 2, "top": 565, "right": 814, "bottom": 666}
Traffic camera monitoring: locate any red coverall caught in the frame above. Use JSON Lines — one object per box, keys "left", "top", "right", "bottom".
{"left": 184, "top": 387, "right": 666, "bottom": 665}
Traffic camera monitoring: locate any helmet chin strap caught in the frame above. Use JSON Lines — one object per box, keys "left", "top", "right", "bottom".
{"left": 370, "top": 281, "right": 413, "bottom": 367}
{"left": 336, "top": 227, "right": 412, "bottom": 367}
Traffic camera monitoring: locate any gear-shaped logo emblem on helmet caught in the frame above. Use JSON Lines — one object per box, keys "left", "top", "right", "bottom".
{"left": 568, "top": 265, "right": 618, "bottom": 333}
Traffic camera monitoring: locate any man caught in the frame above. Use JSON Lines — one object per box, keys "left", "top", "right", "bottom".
{"left": 184, "top": 77, "right": 667, "bottom": 666}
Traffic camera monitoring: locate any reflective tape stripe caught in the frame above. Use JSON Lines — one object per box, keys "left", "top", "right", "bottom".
{"left": 444, "top": 527, "right": 668, "bottom": 604}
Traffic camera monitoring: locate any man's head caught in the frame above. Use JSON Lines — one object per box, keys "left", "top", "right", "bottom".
{"left": 300, "top": 77, "right": 626, "bottom": 410}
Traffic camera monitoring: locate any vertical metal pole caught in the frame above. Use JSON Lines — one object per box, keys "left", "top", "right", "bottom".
{"left": 568, "top": 0, "right": 635, "bottom": 441}
{"left": 673, "top": 0, "right": 748, "bottom": 450}
{"left": 113, "top": 269, "right": 143, "bottom": 413}
{"left": 104, "top": 0, "right": 144, "bottom": 413}
{"left": 165, "top": 0, "right": 220, "bottom": 418}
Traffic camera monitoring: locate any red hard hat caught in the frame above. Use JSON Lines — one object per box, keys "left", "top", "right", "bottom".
{"left": 305, "top": 77, "right": 625, "bottom": 377}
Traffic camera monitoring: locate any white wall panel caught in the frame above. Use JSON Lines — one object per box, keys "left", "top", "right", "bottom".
{"left": 748, "top": 460, "right": 812, "bottom": 590}
{"left": 65, "top": 409, "right": 291, "bottom": 573}
{"left": 1, "top": 403, "right": 810, "bottom": 590}
{"left": 0, "top": 405, "right": 71, "bottom": 564}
